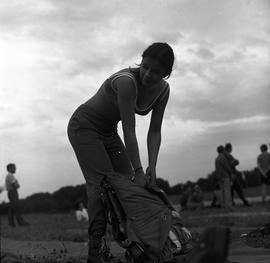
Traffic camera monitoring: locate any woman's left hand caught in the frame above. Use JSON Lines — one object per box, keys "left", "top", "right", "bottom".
{"left": 146, "top": 166, "right": 156, "bottom": 185}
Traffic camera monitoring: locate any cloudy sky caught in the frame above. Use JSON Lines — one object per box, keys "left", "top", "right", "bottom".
{"left": 1, "top": 0, "right": 269, "bottom": 201}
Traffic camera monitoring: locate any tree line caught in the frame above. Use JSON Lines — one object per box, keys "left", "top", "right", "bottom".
{"left": 0, "top": 168, "right": 260, "bottom": 214}
{"left": 0, "top": 184, "right": 87, "bottom": 215}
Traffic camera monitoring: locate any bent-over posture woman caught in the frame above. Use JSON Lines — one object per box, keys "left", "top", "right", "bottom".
{"left": 67, "top": 42, "right": 174, "bottom": 263}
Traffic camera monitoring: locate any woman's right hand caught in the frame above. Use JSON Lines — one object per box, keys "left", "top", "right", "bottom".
{"left": 133, "top": 168, "right": 148, "bottom": 186}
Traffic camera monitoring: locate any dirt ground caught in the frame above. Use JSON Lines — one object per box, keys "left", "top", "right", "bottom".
{"left": 229, "top": 241, "right": 270, "bottom": 263}
{"left": 2, "top": 230, "right": 270, "bottom": 263}
{"left": 1, "top": 199, "right": 270, "bottom": 262}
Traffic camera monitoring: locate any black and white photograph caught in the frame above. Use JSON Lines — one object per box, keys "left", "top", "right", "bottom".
{"left": 1, "top": 0, "right": 270, "bottom": 262}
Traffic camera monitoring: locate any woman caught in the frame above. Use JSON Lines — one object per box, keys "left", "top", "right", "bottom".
{"left": 67, "top": 42, "right": 174, "bottom": 262}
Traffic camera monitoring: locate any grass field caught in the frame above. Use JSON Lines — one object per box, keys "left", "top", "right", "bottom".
{"left": 1, "top": 189, "right": 270, "bottom": 262}
{"left": 1, "top": 212, "right": 89, "bottom": 262}
{"left": 168, "top": 185, "right": 270, "bottom": 204}
{"left": 1, "top": 212, "right": 89, "bottom": 242}
{"left": 2, "top": 204, "right": 269, "bottom": 242}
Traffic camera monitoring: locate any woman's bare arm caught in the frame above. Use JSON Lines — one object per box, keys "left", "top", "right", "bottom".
{"left": 115, "top": 77, "right": 143, "bottom": 172}
{"left": 146, "top": 90, "right": 169, "bottom": 182}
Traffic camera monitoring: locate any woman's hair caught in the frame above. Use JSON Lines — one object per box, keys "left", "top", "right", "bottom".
{"left": 142, "top": 42, "right": 175, "bottom": 78}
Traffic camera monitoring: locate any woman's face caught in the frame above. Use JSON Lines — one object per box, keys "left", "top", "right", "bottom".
{"left": 139, "top": 57, "right": 166, "bottom": 87}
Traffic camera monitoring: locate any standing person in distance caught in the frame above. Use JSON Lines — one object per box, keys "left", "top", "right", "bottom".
{"left": 67, "top": 42, "right": 174, "bottom": 263}
{"left": 224, "top": 143, "right": 250, "bottom": 206}
{"left": 257, "top": 144, "right": 270, "bottom": 203}
{"left": 215, "top": 145, "right": 232, "bottom": 208}
{"left": 5, "top": 163, "right": 30, "bottom": 227}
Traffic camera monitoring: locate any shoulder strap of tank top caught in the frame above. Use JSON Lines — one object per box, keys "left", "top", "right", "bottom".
{"left": 110, "top": 71, "right": 138, "bottom": 96}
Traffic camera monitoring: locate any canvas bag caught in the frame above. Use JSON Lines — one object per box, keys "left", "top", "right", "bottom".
{"left": 105, "top": 172, "right": 191, "bottom": 262}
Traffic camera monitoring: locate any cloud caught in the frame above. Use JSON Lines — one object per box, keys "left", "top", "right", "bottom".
{"left": 1, "top": 0, "right": 270, "bottom": 199}
{"left": 167, "top": 38, "right": 270, "bottom": 122}
{"left": 194, "top": 48, "right": 215, "bottom": 60}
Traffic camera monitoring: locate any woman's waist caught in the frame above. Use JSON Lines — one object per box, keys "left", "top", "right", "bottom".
{"left": 70, "top": 104, "right": 119, "bottom": 134}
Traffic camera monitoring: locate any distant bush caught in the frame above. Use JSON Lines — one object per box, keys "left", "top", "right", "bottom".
{"left": 0, "top": 167, "right": 261, "bottom": 214}
{"left": 0, "top": 184, "right": 87, "bottom": 215}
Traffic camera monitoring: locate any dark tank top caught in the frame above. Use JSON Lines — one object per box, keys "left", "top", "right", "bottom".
{"left": 76, "top": 68, "right": 169, "bottom": 136}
